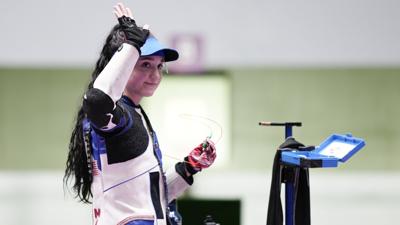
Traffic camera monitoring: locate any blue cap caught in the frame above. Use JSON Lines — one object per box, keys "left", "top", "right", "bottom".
{"left": 140, "top": 35, "right": 179, "bottom": 62}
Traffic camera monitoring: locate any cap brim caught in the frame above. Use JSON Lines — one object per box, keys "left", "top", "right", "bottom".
{"left": 140, "top": 36, "right": 179, "bottom": 62}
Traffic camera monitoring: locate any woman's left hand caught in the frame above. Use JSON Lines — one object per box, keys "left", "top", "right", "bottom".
{"left": 186, "top": 139, "right": 217, "bottom": 172}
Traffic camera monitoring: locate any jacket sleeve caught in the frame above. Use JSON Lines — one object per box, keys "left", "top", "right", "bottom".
{"left": 165, "top": 162, "right": 194, "bottom": 202}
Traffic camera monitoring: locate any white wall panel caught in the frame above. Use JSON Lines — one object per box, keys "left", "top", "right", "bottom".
{"left": 0, "top": 0, "right": 399, "bottom": 67}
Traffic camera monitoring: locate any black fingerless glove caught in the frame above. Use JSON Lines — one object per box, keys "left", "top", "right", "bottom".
{"left": 118, "top": 16, "right": 149, "bottom": 53}
{"left": 183, "top": 156, "right": 200, "bottom": 175}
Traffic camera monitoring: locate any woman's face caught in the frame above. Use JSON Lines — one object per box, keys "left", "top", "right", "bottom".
{"left": 124, "top": 55, "right": 165, "bottom": 102}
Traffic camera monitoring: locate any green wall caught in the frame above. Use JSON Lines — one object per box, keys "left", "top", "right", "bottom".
{"left": 0, "top": 68, "right": 399, "bottom": 170}
{"left": 230, "top": 68, "right": 400, "bottom": 171}
{"left": 0, "top": 68, "right": 89, "bottom": 169}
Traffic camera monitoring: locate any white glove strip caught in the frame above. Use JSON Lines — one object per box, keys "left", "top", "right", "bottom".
{"left": 93, "top": 43, "right": 140, "bottom": 102}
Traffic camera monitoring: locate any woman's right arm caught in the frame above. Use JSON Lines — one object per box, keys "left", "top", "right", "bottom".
{"left": 83, "top": 3, "right": 149, "bottom": 131}
{"left": 83, "top": 43, "right": 139, "bottom": 131}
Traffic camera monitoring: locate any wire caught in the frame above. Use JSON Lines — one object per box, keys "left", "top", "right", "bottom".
{"left": 178, "top": 113, "right": 223, "bottom": 145}
{"left": 163, "top": 113, "right": 223, "bottom": 163}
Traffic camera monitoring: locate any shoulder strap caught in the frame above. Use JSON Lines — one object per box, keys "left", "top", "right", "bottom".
{"left": 138, "top": 105, "right": 154, "bottom": 133}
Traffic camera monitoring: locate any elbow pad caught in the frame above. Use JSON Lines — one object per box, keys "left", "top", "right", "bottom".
{"left": 83, "top": 88, "right": 120, "bottom": 130}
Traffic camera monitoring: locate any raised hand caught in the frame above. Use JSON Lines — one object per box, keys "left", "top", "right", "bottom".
{"left": 113, "top": 2, "right": 149, "bottom": 53}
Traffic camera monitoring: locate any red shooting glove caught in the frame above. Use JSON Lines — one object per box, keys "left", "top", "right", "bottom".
{"left": 186, "top": 138, "right": 216, "bottom": 173}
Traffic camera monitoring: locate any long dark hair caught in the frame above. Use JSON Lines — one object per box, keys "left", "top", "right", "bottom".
{"left": 64, "top": 24, "right": 126, "bottom": 203}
